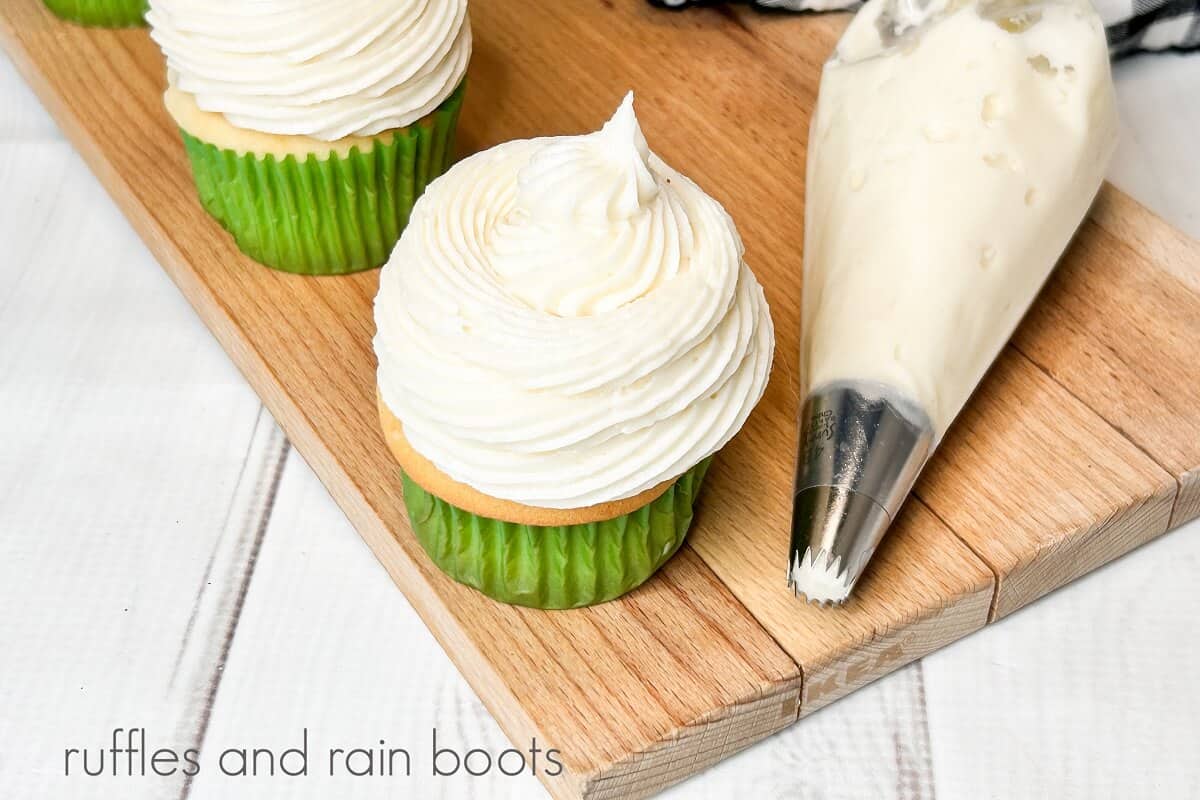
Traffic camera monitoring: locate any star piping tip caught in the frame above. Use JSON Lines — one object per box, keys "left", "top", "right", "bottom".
{"left": 787, "top": 546, "right": 853, "bottom": 606}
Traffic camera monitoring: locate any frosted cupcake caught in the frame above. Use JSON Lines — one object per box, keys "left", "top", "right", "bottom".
{"left": 43, "top": 0, "right": 146, "bottom": 26}
{"left": 373, "top": 94, "right": 775, "bottom": 608}
{"left": 148, "top": 0, "right": 470, "bottom": 275}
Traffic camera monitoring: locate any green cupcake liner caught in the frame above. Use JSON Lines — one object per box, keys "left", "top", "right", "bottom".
{"left": 403, "top": 458, "right": 712, "bottom": 609}
{"left": 42, "top": 0, "right": 146, "bottom": 26}
{"left": 179, "top": 84, "right": 464, "bottom": 275}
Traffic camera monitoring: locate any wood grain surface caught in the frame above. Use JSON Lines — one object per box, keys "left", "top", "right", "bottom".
{"left": 0, "top": 7, "right": 802, "bottom": 799}
{"left": 916, "top": 348, "right": 1178, "bottom": 619}
{"left": 3, "top": 0, "right": 1199, "bottom": 797}
{"left": 1015, "top": 190, "right": 1200, "bottom": 529}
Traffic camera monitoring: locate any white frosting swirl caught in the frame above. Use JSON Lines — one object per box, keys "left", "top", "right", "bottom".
{"left": 147, "top": 0, "right": 471, "bottom": 141}
{"left": 373, "top": 94, "right": 775, "bottom": 509}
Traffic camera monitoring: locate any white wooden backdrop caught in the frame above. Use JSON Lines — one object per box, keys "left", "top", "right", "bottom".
{"left": 2, "top": 46, "right": 1198, "bottom": 800}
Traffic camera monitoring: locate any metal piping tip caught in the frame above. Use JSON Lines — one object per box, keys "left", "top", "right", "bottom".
{"left": 788, "top": 381, "right": 935, "bottom": 604}
{"left": 789, "top": 547, "right": 853, "bottom": 607}
{"left": 788, "top": 486, "right": 891, "bottom": 604}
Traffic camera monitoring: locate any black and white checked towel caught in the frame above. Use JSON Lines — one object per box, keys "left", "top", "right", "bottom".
{"left": 651, "top": 0, "right": 1200, "bottom": 57}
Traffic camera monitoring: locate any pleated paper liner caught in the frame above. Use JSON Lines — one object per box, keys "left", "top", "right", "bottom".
{"left": 42, "top": 0, "right": 146, "bottom": 26}
{"left": 403, "top": 458, "right": 713, "bottom": 609}
{"left": 180, "top": 84, "right": 464, "bottom": 275}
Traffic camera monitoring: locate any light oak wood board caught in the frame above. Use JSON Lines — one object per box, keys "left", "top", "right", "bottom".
{"left": 1014, "top": 190, "right": 1200, "bottom": 530}
{"left": 0, "top": 7, "right": 801, "bottom": 800}
{"left": 3, "top": 0, "right": 1199, "bottom": 797}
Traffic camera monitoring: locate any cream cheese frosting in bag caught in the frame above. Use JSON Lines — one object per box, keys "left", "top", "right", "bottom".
{"left": 789, "top": 0, "right": 1118, "bottom": 604}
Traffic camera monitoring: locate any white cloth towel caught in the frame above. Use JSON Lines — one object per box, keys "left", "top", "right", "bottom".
{"left": 651, "top": 0, "right": 1200, "bottom": 56}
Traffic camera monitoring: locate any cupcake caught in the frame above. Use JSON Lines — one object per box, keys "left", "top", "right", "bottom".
{"left": 43, "top": 0, "right": 146, "bottom": 27}
{"left": 373, "top": 94, "right": 775, "bottom": 608}
{"left": 147, "top": 0, "right": 471, "bottom": 275}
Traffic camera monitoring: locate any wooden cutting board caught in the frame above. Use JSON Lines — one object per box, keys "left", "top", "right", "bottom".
{"left": 4, "top": 0, "right": 1199, "bottom": 796}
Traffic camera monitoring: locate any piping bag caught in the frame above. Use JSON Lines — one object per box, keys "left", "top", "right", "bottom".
{"left": 788, "top": 0, "right": 1118, "bottom": 604}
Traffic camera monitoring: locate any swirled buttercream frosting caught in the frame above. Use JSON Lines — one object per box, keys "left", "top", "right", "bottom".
{"left": 147, "top": 0, "right": 471, "bottom": 141}
{"left": 373, "top": 94, "right": 775, "bottom": 509}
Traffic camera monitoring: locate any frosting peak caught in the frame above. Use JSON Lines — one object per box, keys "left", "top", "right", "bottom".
{"left": 594, "top": 91, "right": 660, "bottom": 218}
{"left": 514, "top": 93, "right": 659, "bottom": 226}
{"left": 373, "top": 95, "right": 775, "bottom": 509}
{"left": 493, "top": 95, "right": 690, "bottom": 318}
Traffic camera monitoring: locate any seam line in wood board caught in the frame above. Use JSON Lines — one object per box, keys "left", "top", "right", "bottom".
{"left": 515, "top": 547, "right": 801, "bottom": 782}
{"left": 525, "top": 602, "right": 662, "bottom": 754}
{"left": 608, "top": 555, "right": 745, "bottom": 720}
{"left": 910, "top": 495, "right": 1003, "bottom": 623}
{"left": 678, "top": 545, "right": 806, "bottom": 721}
{"left": 178, "top": 414, "right": 289, "bottom": 800}
{"left": 671, "top": 544, "right": 805, "bottom": 697}
{"left": 1011, "top": 340, "right": 1185, "bottom": 528}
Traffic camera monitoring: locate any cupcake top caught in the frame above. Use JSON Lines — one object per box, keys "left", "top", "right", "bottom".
{"left": 374, "top": 94, "right": 774, "bottom": 510}
{"left": 147, "top": 0, "right": 471, "bottom": 141}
